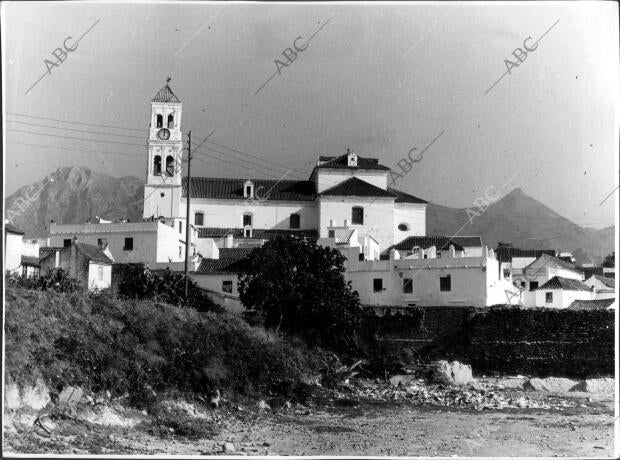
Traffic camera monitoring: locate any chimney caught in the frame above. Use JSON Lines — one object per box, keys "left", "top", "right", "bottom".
{"left": 344, "top": 219, "right": 349, "bottom": 227}
{"left": 72, "top": 235, "right": 78, "bottom": 245}
{"left": 225, "top": 234, "right": 233, "bottom": 248}
{"left": 329, "top": 219, "right": 334, "bottom": 227}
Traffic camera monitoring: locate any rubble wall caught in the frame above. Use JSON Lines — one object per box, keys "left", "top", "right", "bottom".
{"left": 361, "top": 307, "right": 615, "bottom": 378}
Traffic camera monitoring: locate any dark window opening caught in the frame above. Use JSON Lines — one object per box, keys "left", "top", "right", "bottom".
{"left": 244, "top": 228, "right": 252, "bottom": 238}
{"left": 63, "top": 239, "right": 71, "bottom": 248}
{"left": 195, "top": 212, "right": 204, "bottom": 226}
{"left": 359, "top": 252, "right": 365, "bottom": 261}
{"left": 153, "top": 155, "right": 162, "bottom": 175}
{"left": 178, "top": 221, "right": 182, "bottom": 234}
{"left": 246, "top": 185, "right": 252, "bottom": 197}
{"left": 165, "top": 156, "right": 174, "bottom": 176}
{"left": 373, "top": 278, "right": 383, "bottom": 292}
{"left": 97, "top": 238, "right": 103, "bottom": 247}
{"left": 529, "top": 281, "right": 538, "bottom": 291}
{"left": 440, "top": 275, "right": 451, "bottom": 292}
{"left": 290, "top": 213, "right": 300, "bottom": 229}
{"left": 243, "top": 214, "right": 252, "bottom": 227}
{"left": 545, "top": 292, "right": 553, "bottom": 303}
{"left": 352, "top": 206, "right": 364, "bottom": 225}
{"left": 123, "top": 237, "right": 134, "bottom": 251}
{"left": 156, "top": 114, "right": 163, "bottom": 128}
{"left": 167, "top": 114, "right": 174, "bottom": 129}
{"left": 398, "top": 223, "right": 409, "bottom": 231}
{"left": 328, "top": 230, "right": 335, "bottom": 238}
{"left": 403, "top": 278, "right": 413, "bottom": 294}
{"left": 222, "top": 281, "right": 233, "bottom": 293}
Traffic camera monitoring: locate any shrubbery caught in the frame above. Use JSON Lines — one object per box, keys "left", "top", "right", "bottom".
{"left": 115, "top": 264, "right": 221, "bottom": 313}
{"left": 238, "top": 236, "right": 361, "bottom": 350}
{"left": 5, "top": 268, "right": 82, "bottom": 293}
{"left": 4, "top": 287, "right": 318, "bottom": 408}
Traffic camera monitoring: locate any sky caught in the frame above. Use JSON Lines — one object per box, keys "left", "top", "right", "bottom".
{"left": 2, "top": 1, "right": 618, "bottom": 229}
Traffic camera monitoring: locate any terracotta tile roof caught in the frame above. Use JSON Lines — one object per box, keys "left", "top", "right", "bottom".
{"left": 332, "top": 228, "right": 355, "bottom": 244}
{"left": 524, "top": 254, "right": 578, "bottom": 273}
{"left": 218, "top": 248, "right": 255, "bottom": 260}
{"left": 195, "top": 258, "right": 249, "bottom": 274}
{"left": 567, "top": 298, "right": 615, "bottom": 310}
{"left": 495, "top": 247, "right": 557, "bottom": 263}
{"left": 388, "top": 236, "right": 466, "bottom": 252}
{"left": 451, "top": 236, "right": 483, "bottom": 248}
{"left": 317, "top": 154, "right": 390, "bottom": 170}
{"left": 4, "top": 223, "right": 25, "bottom": 235}
{"left": 590, "top": 274, "right": 615, "bottom": 289}
{"left": 152, "top": 83, "right": 181, "bottom": 103}
{"left": 183, "top": 177, "right": 316, "bottom": 201}
{"left": 536, "top": 276, "right": 591, "bottom": 292}
{"left": 319, "top": 177, "right": 396, "bottom": 198}
{"left": 389, "top": 188, "right": 428, "bottom": 204}
{"left": 21, "top": 255, "right": 40, "bottom": 266}
{"left": 76, "top": 243, "right": 114, "bottom": 264}
{"left": 197, "top": 228, "right": 318, "bottom": 239}
{"left": 575, "top": 266, "right": 604, "bottom": 279}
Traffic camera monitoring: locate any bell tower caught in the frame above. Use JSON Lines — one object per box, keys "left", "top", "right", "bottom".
{"left": 143, "top": 78, "right": 184, "bottom": 219}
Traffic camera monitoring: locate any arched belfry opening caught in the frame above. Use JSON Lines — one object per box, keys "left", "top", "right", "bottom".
{"left": 153, "top": 155, "right": 162, "bottom": 175}
{"left": 166, "top": 156, "right": 175, "bottom": 176}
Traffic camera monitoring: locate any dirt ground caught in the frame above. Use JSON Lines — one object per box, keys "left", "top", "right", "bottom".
{"left": 3, "top": 385, "right": 617, "bottom": 457}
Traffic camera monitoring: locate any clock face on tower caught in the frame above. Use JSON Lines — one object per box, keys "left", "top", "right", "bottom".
{"left": 157, "top": 128, "right": 170, "bottom": 140}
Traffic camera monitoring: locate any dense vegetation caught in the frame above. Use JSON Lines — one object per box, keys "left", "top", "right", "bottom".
{"left": 5, "top": 268, "right": 82, "bottom": 293}
{"left": 238, "top": 236, "right": 362, "bottom": 349}
{"left": 4, "top": 287, "right": 319, "bottom": 408}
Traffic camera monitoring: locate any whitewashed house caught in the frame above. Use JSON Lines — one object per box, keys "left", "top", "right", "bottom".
{"left": 4, "top": 222, "right": 40, "bottom": 276}
{"left": 39, "top": 238, "right": 115, "bottom": 290}
{"left": 584, "top": 274, "right": 616, "bottom": 300}
{"left": 534, "top": 276, "right": 593, "bottom": 308}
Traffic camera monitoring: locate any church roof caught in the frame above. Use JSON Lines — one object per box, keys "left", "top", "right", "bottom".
{"left": 389, "top": 188, "right": 428, "bottom": 204}
{"left": 319, "top": 177, "right": 396, "bottom": 198}
{"left": 197, "top": 228, "right": 318, "bottom": 239}
{"left": 152, "top": 83, "right": 181, "bottom": 103}
{"left": 316, "top": 154, "right": 390, "bottom": 170}
{"left": 183, "top": 177, "right": 316, "bottom": 201}
{"left": 388, "top": 236, "right": 466, "bottom": 252}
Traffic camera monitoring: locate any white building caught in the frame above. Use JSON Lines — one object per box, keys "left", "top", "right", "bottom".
{"left": 4, "top": 222, "right": 40, "bottom": 276}
{"left": 534, "top": 276, "right": 593, "bottom": 308}
{"left": 584, "top": 274, "right": 616, "bottom": 300}
{"left": 46, "top": 220, "right": 198, "bottom": 265}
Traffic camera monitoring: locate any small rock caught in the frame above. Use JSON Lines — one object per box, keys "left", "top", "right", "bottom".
{"left": 223, "top": 442, "right": 236, "bottom": 453}
{"left": 525, "top": 377, "right": 579, "bottom": 393}
{"left": 257, "top": 400, "right": 271, "bottom": 411}
{"left": 210, "top": 390, "right": 221, "bottom": 408}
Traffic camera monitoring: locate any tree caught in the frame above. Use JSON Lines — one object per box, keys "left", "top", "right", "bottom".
{"left": 238, "top": 236, "right": 361, "bottom": 349}
{"left": 603, "top": 252, "right": 615, "bottom": 268}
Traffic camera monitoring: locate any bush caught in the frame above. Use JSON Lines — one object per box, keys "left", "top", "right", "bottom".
{"left": 4, "top": 287, "right": 317, "bottom": 407}
{"left": 5, "top": 268, "right": 82, "bottom": 293}
{"left": 115, "top": 264, "right": 221, "bottom": 313}
{"left": 238, "top": 236, "right": 361, "bottom": 349}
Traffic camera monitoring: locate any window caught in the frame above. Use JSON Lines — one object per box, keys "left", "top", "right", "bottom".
{"left": 403, "top": 278, "right": 413, "bottom": 294}
{"left": 123, "top": 237, "right": 134, "bottom": 251}
{"left": 165, "top": 156, "right": 174, "bottom": 176}
{"left": 545, "top": 292, "right": 553, "bottom": 303}
{"left": 352, "top": 206, "right": 364, "bottom": 225}
{"left": 243, "top": 214, "right": 252, "bottom": 227}
{"left": 521, "top": 281, "right": 526, "bottom": 288}
{"left": 222, "top": 280, "right": 233, "bottom": 293}
{"left": 195, "top": 212, "right": 204, "bottom": 226}
{"left": 328, "top": 230, "right": 335, "bottom": 238}
{"left": 436, "top": 251, "right": 442, "bottom": 259}
{"left": 440, "top": 275, "right": 451, "bottom": 292}
{"left": 529, "top": 281, "right": 538, "bottom": 291}
{"left": 167, "top": 114, "right": 174, "bottom": 129}
{"left": 179, "top": 246, "right": 182, "bottom": 258}
{"left": 398, "top": 223, "right": 409, "bottom": 231}
{"left": 97, "top": 238, "right": 103, "bottom": 247}
{"left": 373, "top": 278, "right": 383, "bottom": 292}
{"left": 246, "top": 186, "right": 252, "bottom": 196}
{"left": 244, "top": 180, "right": 254, "bottom": 198}
{"left": 244, "top": 228, "right": 252, "bottom": 238}
{"left": 289, "top": 213, "right": 300, "bottom": 229}
{"left": 156, "top": 114, "right": 163, "bottom": 128}
{"left": 63, "top": 239, "right": 71, "bottom": 248}
{"left": 98, "top": 266, "right": 104, "bottom": 280}
{"left": 178, "top": 221, "right": 182, "bottom": 234}
{"left": 153, "top": 155, "right": 162, "bottom": 175}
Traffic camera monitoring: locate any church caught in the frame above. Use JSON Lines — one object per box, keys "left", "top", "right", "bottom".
{"left": 143, "top": 81, "right": 428, "bottom": 256}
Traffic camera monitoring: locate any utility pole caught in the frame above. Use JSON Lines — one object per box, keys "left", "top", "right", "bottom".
{"left": 184, "top": 131, "right": 192, "bottom": 299}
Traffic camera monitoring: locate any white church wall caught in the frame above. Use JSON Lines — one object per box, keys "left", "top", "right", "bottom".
{"left": 186, "top": 199, "right": 317, "bottom": 230}
{"left": 314, "top": 169, "right": 388, "bottom": 193}
{"left": 393, "top": 203, "right": 426, "bottom": 240}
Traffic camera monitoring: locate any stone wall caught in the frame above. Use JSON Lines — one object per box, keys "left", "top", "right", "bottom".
{"left": 360, "top": 306, "right": 615, "bottom": 378}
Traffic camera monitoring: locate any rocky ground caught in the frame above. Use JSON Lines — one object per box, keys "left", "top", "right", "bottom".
{"left": 3, "top": 376, "right": 617, "bottom": 457}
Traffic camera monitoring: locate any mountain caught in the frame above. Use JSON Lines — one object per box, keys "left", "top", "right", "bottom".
{"left": 5, "top": 167, "right": 143, "bottom": 238}
{"left": 4, "top": 169, "right": 614, "bottom": 264}
{"left": 426, "top": 188, "right": 614, "bottom": 264}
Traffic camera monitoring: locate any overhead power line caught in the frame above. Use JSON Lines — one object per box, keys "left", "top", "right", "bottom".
{"left": 7, "top": 112, "right": 146, "bottom": 132}
{"left": 7, "top": 119, "right": 145, "bottom": 139}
